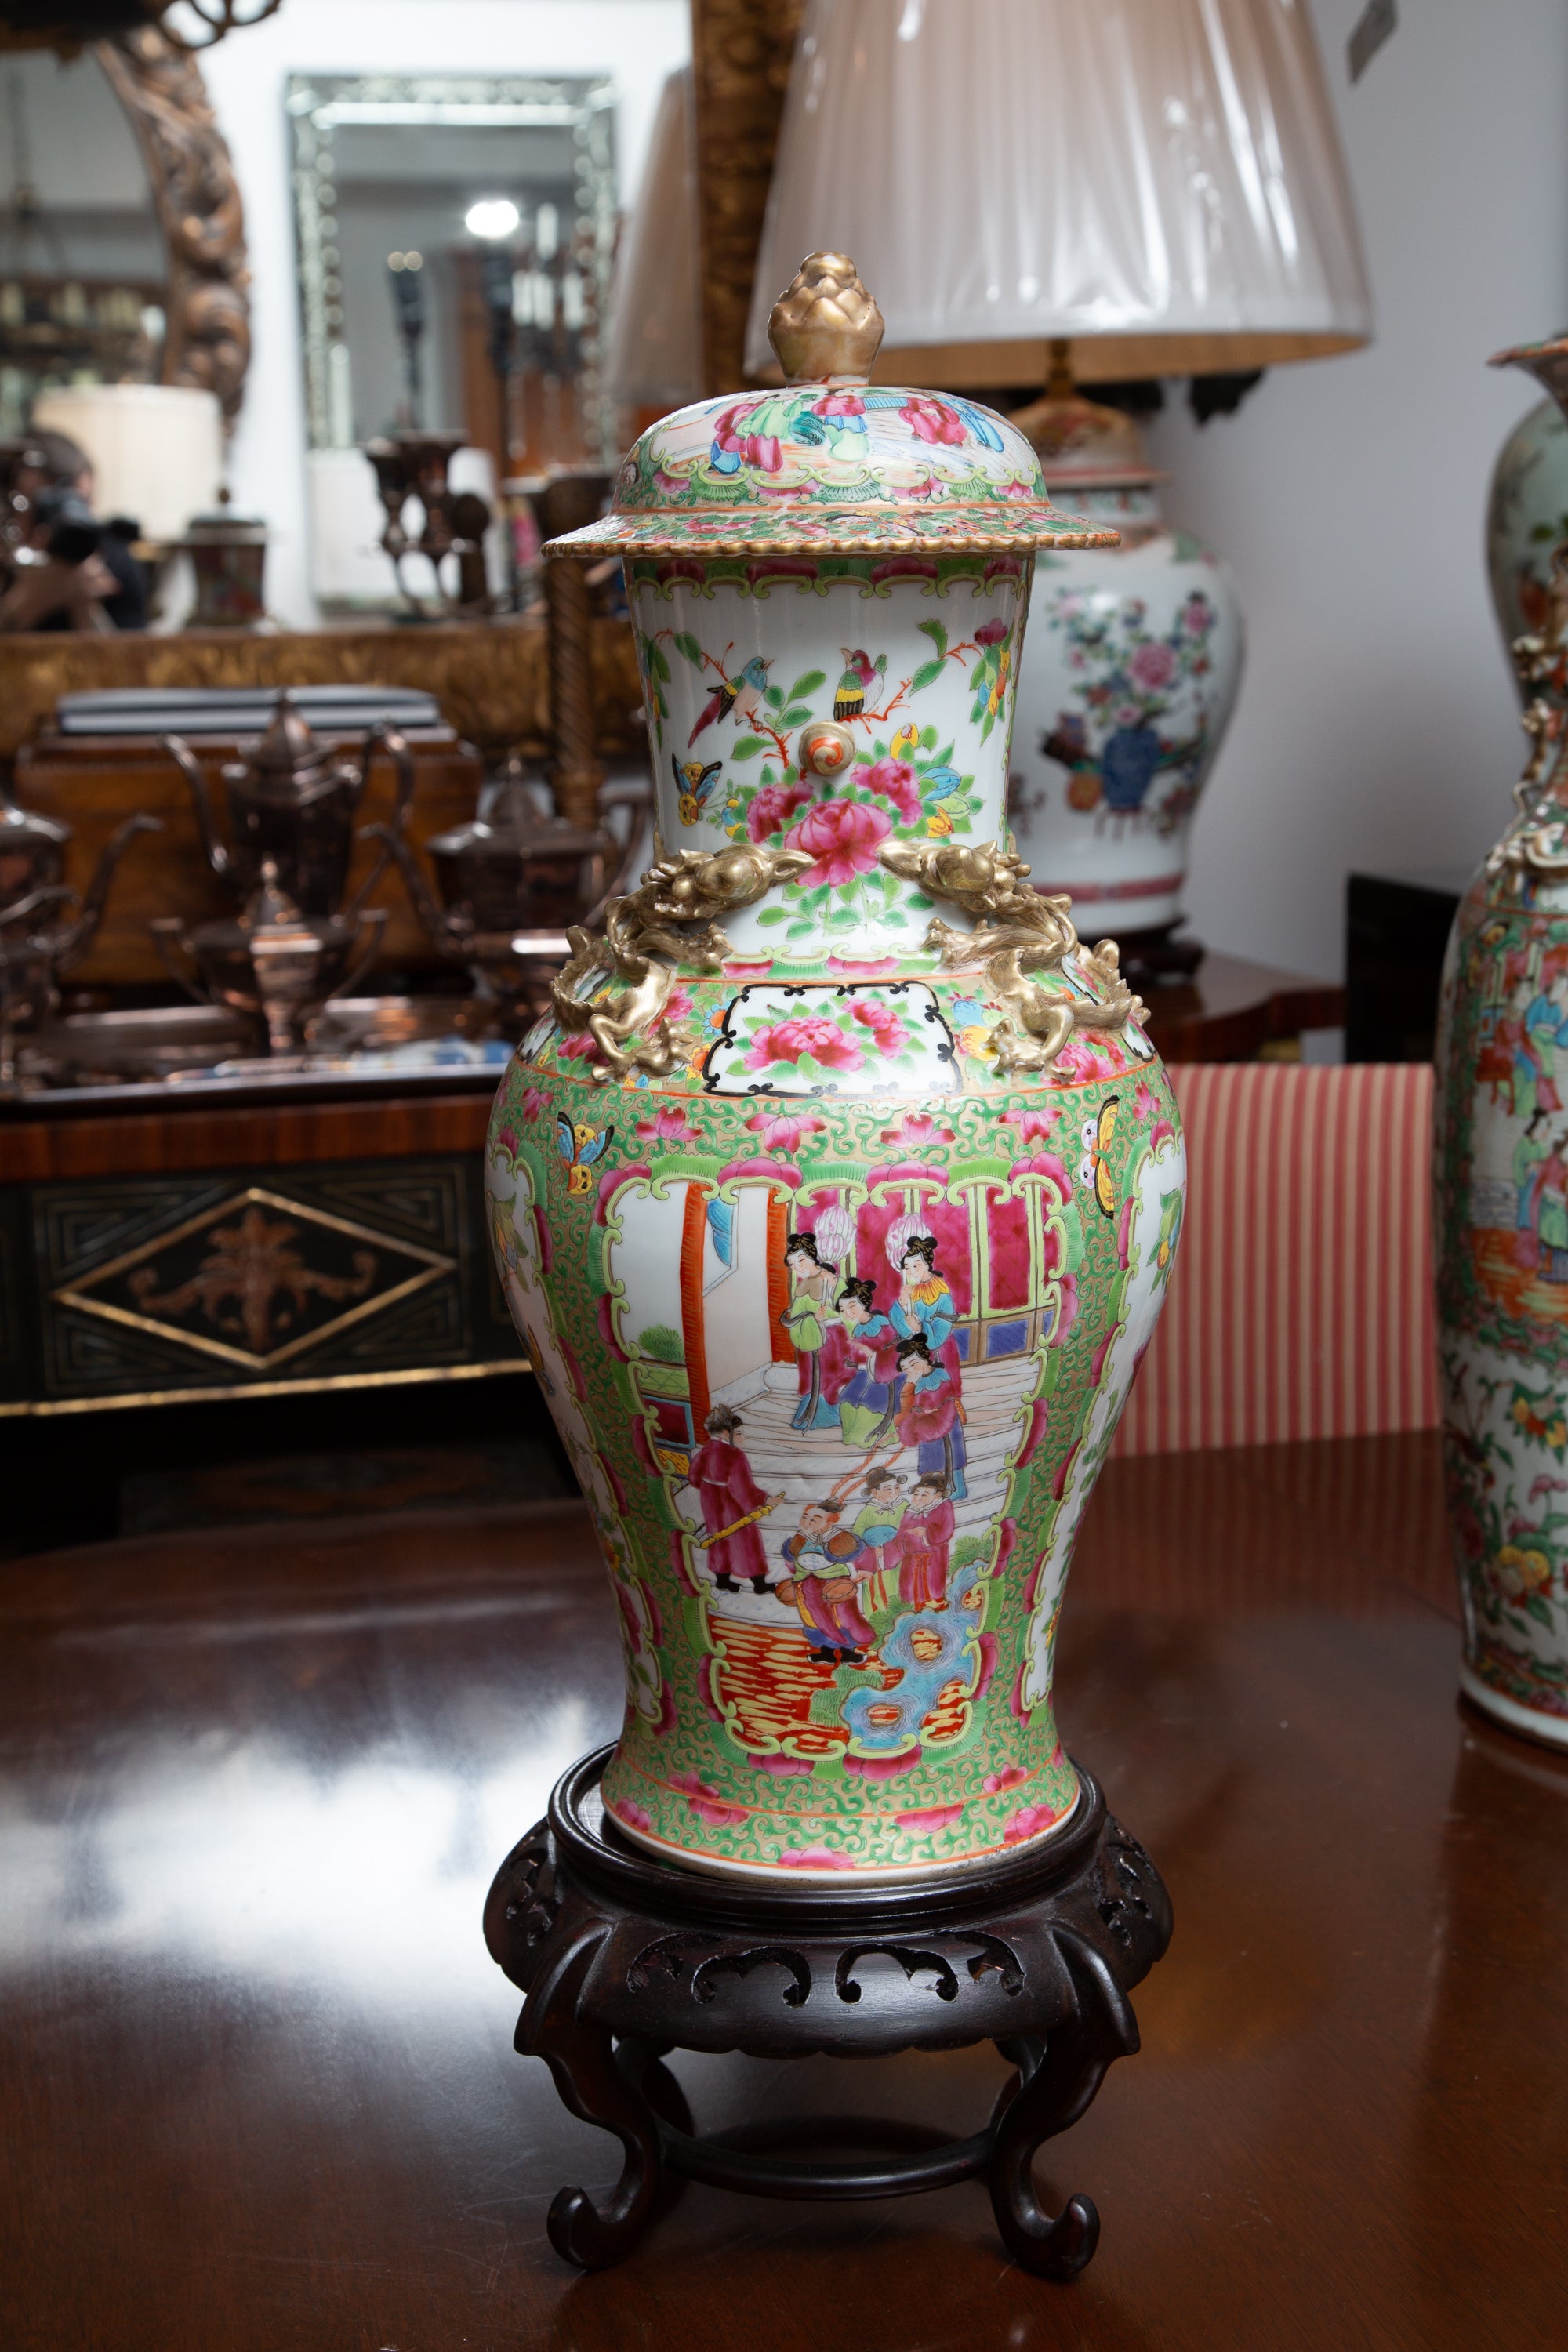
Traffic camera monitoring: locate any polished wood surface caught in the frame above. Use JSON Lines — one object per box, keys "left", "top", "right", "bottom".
{"left": 1145, "top": 951, "right": 1347, "bottom": 1063}
{"left": 0, "top": 1087, "right": 495, "bottom": 1181}
{"left": 4, "top": 1428, "right": 1563, "bottom": 2347}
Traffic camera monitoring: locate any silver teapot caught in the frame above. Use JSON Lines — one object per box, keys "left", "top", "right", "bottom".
{"left": 0, "top": 811, "right": 162, "bottom": 1080}
{"left": 366, "top": 779, "right": 639, "bottom": 1027}
{"left": 162, "top": 694, "right": 414, "bottom": 920}
{"left": 152, "top": 858, "right": 387, "bottom": 1056}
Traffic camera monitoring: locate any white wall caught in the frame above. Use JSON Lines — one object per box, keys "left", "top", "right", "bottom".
{"left": 200, "top": 0, "right": 689, "bottom": 628}
{"left": 1149, "top": 0, "right": 1568, "bottom": 979}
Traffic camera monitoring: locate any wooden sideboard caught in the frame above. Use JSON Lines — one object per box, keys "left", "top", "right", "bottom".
{"left": 0, "top": 615, "right": 645, "bottom": 770}
{"left": 0, "top": 1076, "right": 524, "bottom": 1416}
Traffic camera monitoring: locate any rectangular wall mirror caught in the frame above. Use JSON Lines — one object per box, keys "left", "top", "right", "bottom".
{"left": 288, "top": 71, "right": 615, "bottom": 608}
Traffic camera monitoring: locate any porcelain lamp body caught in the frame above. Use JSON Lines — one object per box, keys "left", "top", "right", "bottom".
{"left": 486, "top": 303, "right": 1185, "bottom": 1882}
{"left": 1011, "top": 481, "right": 1243, "bottom": 938}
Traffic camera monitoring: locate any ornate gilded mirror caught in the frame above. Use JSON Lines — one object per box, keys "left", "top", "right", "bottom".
{"left": 0, "top": 25, "right": 247, "bottom": 431}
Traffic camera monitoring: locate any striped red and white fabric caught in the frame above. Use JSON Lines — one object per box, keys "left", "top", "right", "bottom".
{"left": 1112, "top": 1062, "right": 1437, "bottom": 1457}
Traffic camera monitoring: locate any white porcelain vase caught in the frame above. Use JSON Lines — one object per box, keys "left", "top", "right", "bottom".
{"left": 1007, "top": 397, "right": 1243, "bottom": 953}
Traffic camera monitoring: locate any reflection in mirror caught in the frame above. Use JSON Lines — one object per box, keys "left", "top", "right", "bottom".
{"left": 290, "top": 73, "right": 615, "bottom": 532}
{"left": 0, "top": 49, "right": 166, "bottom": 435}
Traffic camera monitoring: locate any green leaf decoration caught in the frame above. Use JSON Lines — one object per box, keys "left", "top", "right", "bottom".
{"left": 673, "top": 631, "right": 703, "bottom": 669}
{"left": 917, "top": 618, "right": 948, "bottom": 656}
{"left": 920, "top": 725, "right": 938, "bottom": 750}
{"left": 756, "top": 906, "right": 786, "bottom": 926}
{"left": 911, "top": 661, "right": 947, "bottom": 694}
{"left": 935, "top": 742, "right": 954, "bottom": 764}
{"left": 787, "top": 670, "right": 826, "bottom": 702}
{"left": 764, "top": 684, "right": 785, "bottom": 710}
{"left": 826, "top": 908, "right": 860, "bottom": 929}
{"left": 648, "top": 642, "right": 671, "bottom": 681}
{"left": 786, "top": 920, "right": 816, "bottom": 938}
{"left": 779, "top": 705, "right": 814, "bottom": 728}
{"left": 1527, "top": 1593, "right": 1554, "bottom": 1627}
{"left": 907, "top": 892, "right": 933, "bottom": 910}
{"left": 731, "top": 735, "right": 767, "bottom": 760}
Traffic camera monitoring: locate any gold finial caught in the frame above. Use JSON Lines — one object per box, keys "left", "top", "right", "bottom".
{"left": 768, "top": 252, "right": 884, "bottom": 384}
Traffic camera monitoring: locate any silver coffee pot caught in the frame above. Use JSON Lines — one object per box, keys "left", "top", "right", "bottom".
{"left": 152, "top": 858, "right": 387, "bottom": 1056}
{"left": 162, "top": 694, "right": 414, "bottom": 919}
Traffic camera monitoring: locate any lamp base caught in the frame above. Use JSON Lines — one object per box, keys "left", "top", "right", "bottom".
{"left": 482, "top": 1746, "right": 1171, "bottom": 2277}
{"left": 1113, "top": 923, "right": 1205, "bottom": 990}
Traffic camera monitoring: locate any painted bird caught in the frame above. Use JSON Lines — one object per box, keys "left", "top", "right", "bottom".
{"left": 688, "top": 655, "right": 768, "bottom": 747}
{"left": 671, "top": 754, "right": 723, "bottom": 825}
{"left": 833, "top": 647, "right": 885, "bottom": 722}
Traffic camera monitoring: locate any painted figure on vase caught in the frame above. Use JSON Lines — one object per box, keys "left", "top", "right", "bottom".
{"left": 893, "top": 1471, "right": 955, "bottom": 1610}
{"left": 835, "top": 1276, "right": 899, "bottom": 1448}
{"left": 782, "top": 1229, "right": 849, "bottom": 1431}
{"left": 851, "top": 1463, "right": 906, "bottom": 1588}
{"left": 895, "top": 1333, "right": 968, "bottom": 1501}
{"left": 684, "top": 1403, "right": 779, "bottom": 1594}
{"left": 888, "top": 1231, "right": 967, "bottom": 1497}
{"left": 778, "top": 1497, "right": 875, "bottom": 1664}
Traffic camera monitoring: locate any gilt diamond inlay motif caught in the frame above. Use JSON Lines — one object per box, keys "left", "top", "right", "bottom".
{"left": 54, "top": 1185, "right": 456, "bottom": 1373}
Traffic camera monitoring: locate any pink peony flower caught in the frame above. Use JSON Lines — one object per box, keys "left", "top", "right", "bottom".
{"left": 1133, "top": 1079, "right": 1160, "bottom": 1123}
{"left": 1003, "top": 1105, "right": 1059, "bottom": 1144}
{"left": 493, "top": 1123, "right": 519, "bottom": 1155}
{"left": 746, "top": 1014, "right": 863, "bottom": 1072}
{"left": 880, "top": 1111, "right": 954, "bottom": 1148}
{"left": 902, "top": 394, "right": 965, "bottom": 446}
{"left": 785, "top": 796, "right": 891, "bottom": 887}
{"left": 634, "top": 1102, "right": 701, "bottom": 1145}
{"left": 521, "top": 1088, "right": 550, "bottom": 1122}
{"left": 858, "top": 756, "right": 921, "bottom": 825}
{"left": 1129, "top": 639, "right": 1178, "bottom": 692}
{"left": 851, "top": 998, "right": 906, "bottom": 1055}
{"left": 975, "top": 616, "right": 1009, "bottom": 646}
{"left": 983, "top": 1762, "right": 1030, "bottom": 1795}
{"left": 665, "top": 984, "right": 696, "bottom": 1025}
{"left": 1004, "top": 1801, "right": 1062, "bottom": 1845}
{"left": 611, "top": 1798, "right": 652, "bottom": 1833}
{"left": 746, "top": 777, "right": 812, "bottom": 842}
{"left": 746, "top": 1109, "right": 827, "bottom": 1151}
{"left": 778, "top": 1847, "right": 857, "bottom": 1869}
{"left": 559, "top": 1032, "right": 599, "bottom": 1062}
{"left": 670, "top": 1771, "right": 749, "bottom": 1828}
{"left": 895, "top": 1803, "right": 966, "bottom": 1831}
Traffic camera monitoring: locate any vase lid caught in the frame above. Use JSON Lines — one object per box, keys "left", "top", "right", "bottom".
{"left": 544, "top": 252, "right": 1119, "bottom": 559}
{"left": 1491, "top": 332, "right": 1568, "bottom": 412}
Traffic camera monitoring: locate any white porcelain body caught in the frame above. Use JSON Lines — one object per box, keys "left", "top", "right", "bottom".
{"left": 633, "top": 558, "right": 1024, "bottom": 962}
{"left": 1486, "top": 395, "right": 1568, "bottom": 681}
{"left": 1009, "top": 486, "right": 1244, "bottom": 936}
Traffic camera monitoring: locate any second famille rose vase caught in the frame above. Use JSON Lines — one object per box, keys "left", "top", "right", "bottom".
{"left": 486, "top": 255, "right": 1187, "bottom": 1881}
{"left": 1437, "top": 336, "right": 1568, "bottom": 1751}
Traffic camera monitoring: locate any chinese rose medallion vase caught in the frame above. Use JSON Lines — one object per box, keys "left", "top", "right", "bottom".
{"left": 1436, "top": 336, "right": 1568, "bottom": 1749}
{"left": 487, "top": 255, "right": 1187, "bottom": 1880}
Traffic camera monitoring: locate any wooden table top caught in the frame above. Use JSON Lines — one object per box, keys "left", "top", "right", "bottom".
{"left": 3, "top": 1428, "right": 1562, "bottom": 2351}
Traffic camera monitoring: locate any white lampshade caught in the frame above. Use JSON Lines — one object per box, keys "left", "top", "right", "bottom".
{"left": 30, "top": 383, "right": 223, "bottom": 543}
{"left": 743, "top": 0, "right": 1372, "bottom": 387}
{"left": 606, "top": 66, "right": 703, "bottom": 410}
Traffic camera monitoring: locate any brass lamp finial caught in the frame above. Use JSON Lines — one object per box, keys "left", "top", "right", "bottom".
{"left": 768, "top": 252, "right": 884, "bottom": 384}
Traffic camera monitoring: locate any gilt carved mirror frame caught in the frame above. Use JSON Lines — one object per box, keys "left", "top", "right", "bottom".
{"left": 93, "top": 23, "right": 251, "bottom": 422}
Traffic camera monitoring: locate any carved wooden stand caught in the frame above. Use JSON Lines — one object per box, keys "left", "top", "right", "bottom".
{"left": 483, "top": 1747, "right": 1171, "bottom": 2277}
